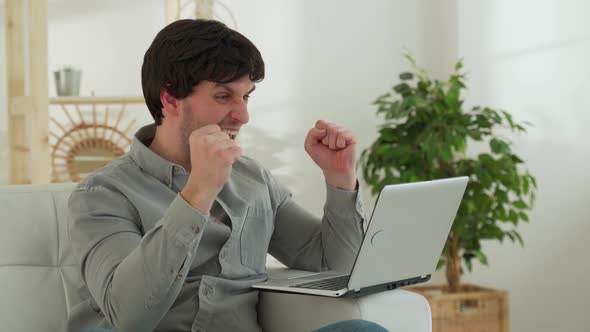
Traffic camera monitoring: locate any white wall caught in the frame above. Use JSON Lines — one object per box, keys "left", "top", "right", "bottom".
{"left": 443, "top": 1, "right": 590, "bottom": 331}
{"left": 229, "top": 0, "right": 458, "bottom": 212}
{"left": 46, "top": 0, "right": 162, "bottom": 131}
{"left": 47, "top": 0, "right": 162, "bottom": 98}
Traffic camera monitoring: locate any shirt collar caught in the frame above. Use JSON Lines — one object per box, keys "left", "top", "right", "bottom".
{"left": 128, "top": 124, "right": 187, "bottom": 186}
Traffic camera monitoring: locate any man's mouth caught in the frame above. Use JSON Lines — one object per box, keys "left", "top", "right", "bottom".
{"left": 222, "top": 129, "right": 238, "bottom": 140}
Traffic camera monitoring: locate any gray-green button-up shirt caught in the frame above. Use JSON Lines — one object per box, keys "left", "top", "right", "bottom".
{"left": 67, "top": 124, "right": 366, "bottom": 332}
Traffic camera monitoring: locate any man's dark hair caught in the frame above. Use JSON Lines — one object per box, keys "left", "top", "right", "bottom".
{"left": 141, "top": 19, "right": 265, "bottom": 125}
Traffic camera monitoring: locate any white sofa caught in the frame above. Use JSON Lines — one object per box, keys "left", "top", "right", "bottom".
{"left": 0, "top": 183, "right": 432, "bottom": 332}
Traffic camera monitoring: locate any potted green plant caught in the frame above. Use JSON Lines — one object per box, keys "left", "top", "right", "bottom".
{"left": 359, "top": 55, "right": 536, "bottom": 331}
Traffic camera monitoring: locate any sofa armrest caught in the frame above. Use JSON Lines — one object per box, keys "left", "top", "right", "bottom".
{"left": 258, "top": 289, "right": 431, "bottom": 332}
{"left": 258, "top": 264, "right": 432, "bottom": 331}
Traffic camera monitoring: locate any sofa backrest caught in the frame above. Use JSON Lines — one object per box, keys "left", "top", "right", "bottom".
{"left": 0, "top": 184, "right": 83, "bottom": 332}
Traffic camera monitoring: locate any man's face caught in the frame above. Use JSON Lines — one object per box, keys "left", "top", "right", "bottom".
{"left": 178, "top": 75, "right": 255, "bottom": 146}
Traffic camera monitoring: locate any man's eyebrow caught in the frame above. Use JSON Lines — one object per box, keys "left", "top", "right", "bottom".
{"left": 215, "top": 83, "right": 256, "bottom": 95}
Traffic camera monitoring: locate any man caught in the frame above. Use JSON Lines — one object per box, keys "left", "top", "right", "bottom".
{"left": 68, "top": 19, "right": 386, "bottom": 332}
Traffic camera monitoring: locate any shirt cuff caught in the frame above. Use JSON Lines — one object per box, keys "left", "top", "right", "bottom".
{"left": 158, "top": 194, "right": 210, "bottom": 248}
{"left": 324, "top": 180, "right": 364, "bottom": 218}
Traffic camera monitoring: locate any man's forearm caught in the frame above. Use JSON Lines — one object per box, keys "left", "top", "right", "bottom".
{"left": 91, "top": 233, "right": 189, "bottom": 330}
{"left": 321, "top": 183, "right": 366, "bottom": 271}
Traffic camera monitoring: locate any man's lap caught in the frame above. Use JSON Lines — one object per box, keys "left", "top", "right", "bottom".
{"left": 81, "top": 319, "right": 388, "bottom": 332}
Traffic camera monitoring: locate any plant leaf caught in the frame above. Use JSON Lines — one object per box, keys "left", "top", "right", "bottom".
{"left": 512, "top": 231, "right": 525, "bottom": 247}
{"left": 436, "top": 258, "right": 446, "bottom": 270}
{"left": 399, "top": 72, "right": 414, "bottom": 80}
{"left": 474, "top": 250, "right": 489, "bottom": 266}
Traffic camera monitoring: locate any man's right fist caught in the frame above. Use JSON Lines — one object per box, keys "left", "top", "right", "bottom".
{"left": 181, "top": 125, "right": 241, "bottom": 214}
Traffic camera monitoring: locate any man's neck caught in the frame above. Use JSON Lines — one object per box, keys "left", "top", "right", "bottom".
{"left": 149, "top": 126, "right": 191, "bottom": 172}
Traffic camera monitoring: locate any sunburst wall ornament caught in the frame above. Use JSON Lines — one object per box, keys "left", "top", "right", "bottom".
{"left": 49, "top": 100, "right": 137, "bottom": 183}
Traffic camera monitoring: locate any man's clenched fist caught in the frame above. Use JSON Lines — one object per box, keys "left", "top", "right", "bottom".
{"left": 181, "top": 125, "right": 241, "bottom": 214}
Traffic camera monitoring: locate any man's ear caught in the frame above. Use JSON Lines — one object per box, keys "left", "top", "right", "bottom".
{"left": 160, "top": 86, "right": 181, "bottom": 117}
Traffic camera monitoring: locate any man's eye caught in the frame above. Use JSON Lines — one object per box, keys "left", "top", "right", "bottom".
{"left": 244, "top": 95, "right": 250, "bottom": 102}
{"left": 215, "top": 95, "right": 230, "bottom": 102}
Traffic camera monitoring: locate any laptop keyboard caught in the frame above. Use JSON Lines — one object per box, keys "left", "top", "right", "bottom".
{"left": 290, "top": 275, "right": 350, "bottom": 291}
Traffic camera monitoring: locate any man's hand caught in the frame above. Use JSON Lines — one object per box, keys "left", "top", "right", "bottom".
{"left": 304, "top": 120, "right": 357, "bottom": 191}
{"left": 181, "top": 125, "right": 241, "bottom": 214}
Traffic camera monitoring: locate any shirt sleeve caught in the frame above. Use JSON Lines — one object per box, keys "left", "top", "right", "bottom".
{"left": 68, "top": 182, "right": 210, "bottom": 331}
{"left": 266, "top": 170, "right": 366, "bottom": 273}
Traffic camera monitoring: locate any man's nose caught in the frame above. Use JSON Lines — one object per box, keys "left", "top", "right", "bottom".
{"left": 231, "top": 101, "right": 249, "bottom": 124}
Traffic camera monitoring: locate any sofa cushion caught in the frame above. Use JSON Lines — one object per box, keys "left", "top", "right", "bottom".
{"left": 0, "top": 184, "right": 81, "bottom": 332}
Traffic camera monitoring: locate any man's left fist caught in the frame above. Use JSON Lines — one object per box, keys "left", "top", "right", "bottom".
{"left": 304, "top": 120, "right": 357, "bottom": 190}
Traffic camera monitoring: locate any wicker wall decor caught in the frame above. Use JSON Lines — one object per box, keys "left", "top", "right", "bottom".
{"left": 49, "top": 99, "right": 138, "bottom": 183}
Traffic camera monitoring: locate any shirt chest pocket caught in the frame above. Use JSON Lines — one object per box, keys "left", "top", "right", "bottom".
{"left": 239, "top": 206, "right": 273, "bottom": 273}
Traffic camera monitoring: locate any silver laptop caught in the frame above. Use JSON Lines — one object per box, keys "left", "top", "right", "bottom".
{"left": 252, "top": 176, "right": 468, "bottom": 297}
